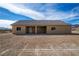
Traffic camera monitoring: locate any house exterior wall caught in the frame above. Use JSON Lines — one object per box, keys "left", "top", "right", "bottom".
{"left": 12, "top": 26, "right": 26, "bottom": 34}
{"left": 12, "top": 25, "right": 71, "bottom": 34}
{"left": 46, "top": 25, "right": 71, "bottom": 34}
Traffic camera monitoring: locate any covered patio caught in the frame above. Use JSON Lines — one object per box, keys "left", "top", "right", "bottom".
{"left": 25, "top": 26, "right": 47, "bottom": 34}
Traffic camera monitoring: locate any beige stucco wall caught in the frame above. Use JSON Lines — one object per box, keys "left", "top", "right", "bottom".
{"left": 12, "top": 26, "right": 26, "bottom": 34}
{"left": 46, "top": 25, "right": 71, "bottom": 34}
{"left": 12, "top": 25, "right": 71, "bottom": 34}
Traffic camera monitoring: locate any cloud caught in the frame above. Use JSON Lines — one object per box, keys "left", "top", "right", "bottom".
{"left": 42, "top": 9, "right": 76, "bottom": 20}
{"left": 0, "top": 19, "right": 16, "bottom": 28}
{"left": 21, "top": 3, "right": 78, "bottom": 20}
{"left": 0, "top": 3, "right": 76, "bottom": 20}
{"left": 0, "top": 3, "right": 45, "bottom": 20}
{"left": 0, "top": 3, "right": 78, "bottom": 20}
{"left": 71, "top": 6, "right": 79, "bottom": 15}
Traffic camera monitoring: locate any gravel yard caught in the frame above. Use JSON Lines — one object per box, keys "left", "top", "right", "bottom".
{"left": 0, "top": 33, "right": 79, "bottom": 56}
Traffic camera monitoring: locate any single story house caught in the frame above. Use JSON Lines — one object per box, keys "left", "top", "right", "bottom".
{"left": 11, "top": 20, "right": 71, "bottom": 34}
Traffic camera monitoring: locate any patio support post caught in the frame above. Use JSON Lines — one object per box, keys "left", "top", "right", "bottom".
{"left": 35, "top": 26, "right": 37, "bottom": 34}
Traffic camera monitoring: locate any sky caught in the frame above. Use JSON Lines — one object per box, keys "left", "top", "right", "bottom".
{"left": 0, "top": 3, "right": 79, "bottom": 28}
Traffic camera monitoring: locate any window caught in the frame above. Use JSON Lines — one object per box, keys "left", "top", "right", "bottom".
{"left": 51, "top": 27, "right": 56, "bottom": 30}
{"left": 16, "top": 27, "right": 21, "bottom": 31}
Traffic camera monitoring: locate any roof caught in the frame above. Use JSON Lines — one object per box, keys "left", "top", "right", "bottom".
{"left": 11, "top": 20, "right": 69, "bottom": 26}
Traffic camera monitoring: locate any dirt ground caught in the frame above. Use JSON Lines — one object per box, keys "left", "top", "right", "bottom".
{"left": 0, "top": 33, "right": 79, "bottom": 56}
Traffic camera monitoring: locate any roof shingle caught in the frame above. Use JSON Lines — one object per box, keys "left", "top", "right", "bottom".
{"left": 11, "top": 20, "right": 69, "bottom": 26}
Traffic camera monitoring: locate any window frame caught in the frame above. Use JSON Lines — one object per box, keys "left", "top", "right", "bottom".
{"left": 51, "top": 27, "right": 56, "bottom": 31}
{"left": 16, "top": 27, "right": 21, "bottom": 31}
